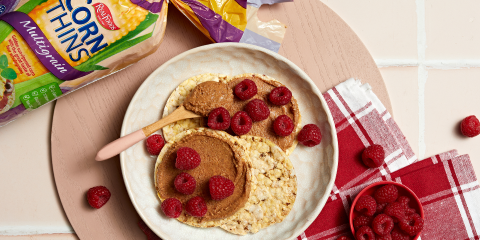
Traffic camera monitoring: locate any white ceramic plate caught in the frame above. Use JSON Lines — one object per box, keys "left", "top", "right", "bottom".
{"left": 120, "top": 43, "right": 338, "bottom": 240}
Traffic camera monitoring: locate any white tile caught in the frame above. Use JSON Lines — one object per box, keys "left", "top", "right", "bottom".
{"left": 322, "top": 0, "right": 418, "bottom": 60}
{"left": 0, "top": 103, "right": 72, "bottom": 232}
{"left": 426, "top": 0, "right": 480, "bottom": 59}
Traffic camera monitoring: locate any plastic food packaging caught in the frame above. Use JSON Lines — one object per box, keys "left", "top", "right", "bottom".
{"left": 171, "top": 0, "right": 291, "bottom": 52}
{"left": 0, "top": 0, "right": 290, "bottom": 126}
{"left": 0, "top": 0, "right": 168, "bottom": 126}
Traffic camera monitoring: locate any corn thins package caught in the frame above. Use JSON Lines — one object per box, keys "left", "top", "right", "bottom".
{"left": 0, "top": 0, "right": 289, "bottom": 126}
{"left": 0, "top": 0, "right": 168, "bottom": 126}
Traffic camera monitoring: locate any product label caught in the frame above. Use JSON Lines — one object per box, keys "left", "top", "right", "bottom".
{"left": 20, "top": 82, "right": 63, "bottom": 109}
{"left": 93, "top": 3, "right": 120, "bottom": 30}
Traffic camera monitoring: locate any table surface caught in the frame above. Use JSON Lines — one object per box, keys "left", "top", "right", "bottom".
{"left": 1, "top": 0, "right": 480, "bottom": 239}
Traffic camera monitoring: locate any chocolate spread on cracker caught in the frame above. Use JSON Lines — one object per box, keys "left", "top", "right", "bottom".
{"left": 156, "top": 131, "right": 250, "bottom": 221}
{"left": 183, "top": 76, "right": 300, "bottom": 152}
{"left": 226, "top": 75, "right": 300, "bottom": 151}
{"left": 183, "top": 81, "right": 234, "bottom": 116}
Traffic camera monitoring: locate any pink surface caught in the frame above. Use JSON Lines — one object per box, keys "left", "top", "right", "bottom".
{"left": 51, "top": 2, "right": 391, "bottom": 240}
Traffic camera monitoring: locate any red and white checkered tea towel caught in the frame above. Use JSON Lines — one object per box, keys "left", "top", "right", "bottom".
{"left": 297, "top": 79, "right": 480, "bottom": 240}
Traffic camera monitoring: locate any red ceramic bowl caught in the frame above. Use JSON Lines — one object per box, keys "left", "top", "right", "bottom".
{"left": 349, "top": 181, "right": 424, "bottom": 239}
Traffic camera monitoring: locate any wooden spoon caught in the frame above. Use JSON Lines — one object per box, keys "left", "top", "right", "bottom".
{"left": 95, "top": 105, "right": 200, "bottom": 161}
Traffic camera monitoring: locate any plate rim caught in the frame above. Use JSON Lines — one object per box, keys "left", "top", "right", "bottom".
{"left": 120, "top": 42, "right": 339, "bottom": 240}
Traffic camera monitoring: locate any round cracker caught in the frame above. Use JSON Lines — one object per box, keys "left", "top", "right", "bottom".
{"left": 161, "top": 73, "right": 301, "bottom": 155}
{"left": 154, "top": 128, "right": 252, "bottom": 228}
{"left": 162, "top": 73, "right": 229, "bottom": 141}
{"left": 219, "top": 135, "right": 297, "bottom": 235}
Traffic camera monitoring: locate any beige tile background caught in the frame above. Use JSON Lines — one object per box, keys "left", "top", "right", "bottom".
{"left": 2, "top": 0, "right": 480, "bottom": 238}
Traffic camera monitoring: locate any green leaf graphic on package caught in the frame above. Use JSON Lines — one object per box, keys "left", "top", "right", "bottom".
{"left": 0, "top": 54, "right": 17, "bottom": 80}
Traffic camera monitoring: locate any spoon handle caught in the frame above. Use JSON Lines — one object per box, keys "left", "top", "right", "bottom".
{"left": 95, "top": 106, "right": 201, "bottom": 161}
{"left": 95, "top": 130, "right": 146, "bottom": 161}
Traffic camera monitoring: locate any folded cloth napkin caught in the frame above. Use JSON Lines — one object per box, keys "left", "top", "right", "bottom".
{"left": 297, "top": 79, "right": 480, "bottom": 240}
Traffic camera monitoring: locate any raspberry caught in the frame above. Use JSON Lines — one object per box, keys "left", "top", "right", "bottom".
{"left": 355, "top": 195, "right": 377, "bottom": 217}
{"left": 372, "top": 214, "right": 394, "bottom": 236}
{"left": 461, "top": 115, "right": 480, "bottom": 137}
{"left": 174, "top": 172, "right": 196, "bottom": 195}
{"left": 399, "top": 213, "right": 424, "bottom": 236}
{"left": 374, "top": 185, "right": 399, "bottom": 204}
{"left": 160, "top": 198, "right": 182, "bottom": 218}
{"left": 273, "top": 115, "right": 295, "bottom": 136}
{"left": 297, "top": 124, "right": 322, "bottom": 147}
{"left": 245, "top": 99, "right": 270, "bottom": 121}
{"left": 362, "top": 144, "right": 385, "bottom": 168}
{"left": 231, "top": 111, "right": 252, "bottom": 135}
{"left": 185, "top": 196, "right": 207, "bottom": 217}
{"left": 377, "top": 202, "right": 388, "bottom": 214}
{"left": 234, "top": 79, "right": 257, "bottom": 100}
{"left": 384, "top": 202, "right": 406, "bottom": 223}
{"left": 336, "top": 236, "right": 353, "bottom": 240}
{"left": 175, "top": 147, "right": 201, "bottom": 170}
{"left": 353, "top": 215, "right": 372, "bottom": 230}
{"left": 209, "top": 175, "right": 235, "bottom": 200}
{"left": 355, "top": 226, "right": 375, "bottom": 240}
{"left": 377, "top": 234, "right": 392, "bottom": 240}
{"left": 207, "top": 107, "right": 231, "bottom": 130}
{"left": 146, "top": 134, "right": 165, "bottom": 155}
{"left": 391, "top": 227, "right": 410, "bottom": 240}
{"left": 87, "top": 186, "right": 111, "bottom": 209}
{"left": 269, "top": 86, "right": 292, "bottom": 105}
{"left": 397, "top": 196, "right": 416, "bottom": 214}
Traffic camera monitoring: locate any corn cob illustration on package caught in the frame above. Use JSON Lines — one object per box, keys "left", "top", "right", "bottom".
{"left": 0, "top": 0, "right": 168, "bottom": 126}
{"left": 170, "top": 0, "right": 292, "bottom": 52}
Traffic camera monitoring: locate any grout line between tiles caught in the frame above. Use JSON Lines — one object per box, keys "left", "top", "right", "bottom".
{"left": 416, "top": 0, "right": 427, "bottom": 160}
{"left": 376, "top": 59, "right": 480, "bottom": 69}
{"left": 0, "top": 226, "right": 75, "bottom": 236}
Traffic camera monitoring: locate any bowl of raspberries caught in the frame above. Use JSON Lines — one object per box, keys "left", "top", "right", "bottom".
{"left": 349, "top": 181, "right": 424, "bottom": 240}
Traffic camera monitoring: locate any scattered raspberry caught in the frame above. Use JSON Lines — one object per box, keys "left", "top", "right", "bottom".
{"left": 353, "top": 215, "right": 372, "bottom": 230}
{"left": 355, "top": 226, "right": 376, "bottom": 240}
{"left": 461, "top": 115, "right": 480, "bottom": 138}
{"left": 372, "top": 214, "right": 394, "bottom": 236}
{"left": 160, "top": 198, "right": 182, "bottom": 218}
{"left": 231, "top": 111, "right": 252, "bottom": 135}
{"left": 269, "top": 86, "right": 292, "bottom": 105}
{"left": 384, "top": 202, "right": 406, "bottom": 223}
{"left": 273, "top": 115, "right": 295, "bottom": 136}
{"left": 399, "top": 213, "right": 424, "bottom": 236}
{"left": 376, "top": 234, "right": 392, "bottom": 240}
{"left": 355, "top": 195, "right": 377, "bottom": 217}
{"left": 185, "top": 196, "right": 207, "bottom": 217}
{"left": 336, "top": 236, "right": 353, "bottom": 240}
{"left": 391, "top": 227, "right": 410, "bottom": 240}
{"left": 374, "top": 184, "right": 399, "bottom": 204}
{"left": 209, "top": 175, "right": 235, "bottom": 200}
{"left": 397, "top": 196, "right": 416, "bottom": 214}
{"left": 174, "top": 172, "right": 196, "bottom": 195}
{"left": 234, "top": 79, "right": 257, "bottom": 100}
{"left": 377, "top": 202, "right": 388, "bottom": 214}
{"left": 297, "top": 124, "right": 322, "bottom": 147}
{"left": 207, "top": 107, "right": 231, "bottom": 130}
{"left": 87, "top": 186, "right": 111, "bottom": 209}
{"left": 362, "top": 144, "right": 385, "bottom": 168}
{"left": 175, "top": 147, "right": 201, "bottom": 170}
{"left": 146, "top": 134, "right": 165, "bottom": 155}
{"left": 245, "top": 99, "right": 270, "bottom": 121}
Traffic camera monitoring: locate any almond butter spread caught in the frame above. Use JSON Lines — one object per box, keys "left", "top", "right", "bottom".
{"left": 226, "top": 75, "right": 300, "bottom": 151}
{"left": 155, "top": 131, "right": 250, "bottom": 221}
{"left": 183, "top": 81, "right": 234, "bottom": 116}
